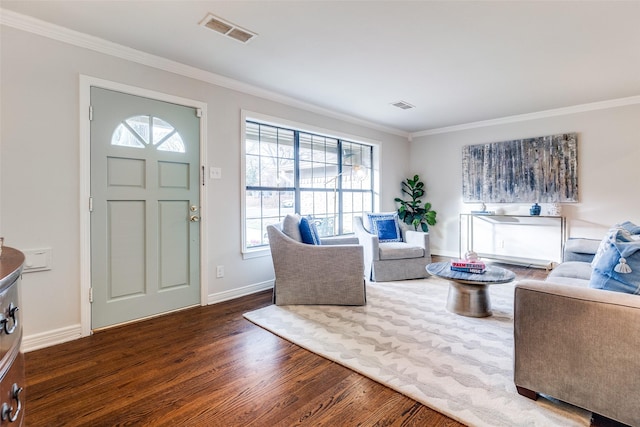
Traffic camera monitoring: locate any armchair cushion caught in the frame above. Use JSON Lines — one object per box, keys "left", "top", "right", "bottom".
{"left": 299, "top": 217, "right": 321, "bottom": 245}
{"left": 379, "top": 242, "right": 425, "bottom": 260}
{"left": 366, "top": 212, "right": 403, "bottom": 242}
{"left": 282, "top": 214, "right": 303, "bottom": 242}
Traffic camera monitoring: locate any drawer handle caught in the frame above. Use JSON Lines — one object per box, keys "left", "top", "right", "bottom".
{"left": 1, "top": 383, "right": 23, "bottom": 423}
{"left": 0, "top": 303, "right": 19, "bottom": 335}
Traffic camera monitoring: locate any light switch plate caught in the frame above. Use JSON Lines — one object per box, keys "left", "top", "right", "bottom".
{"left": 210, "top": 167, "right": 222, "bottom": 179}
{"left": 23, "top": 248, "right": 52, "bottom": 273}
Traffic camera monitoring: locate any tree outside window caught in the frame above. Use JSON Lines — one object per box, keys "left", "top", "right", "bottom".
{"left": 244, "top": 120, "right": 373, "bottom": 250}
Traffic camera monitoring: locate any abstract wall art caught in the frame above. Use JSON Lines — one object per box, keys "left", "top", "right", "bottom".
{"left": 462, "top": 133, "right": 578, "bottom": 203}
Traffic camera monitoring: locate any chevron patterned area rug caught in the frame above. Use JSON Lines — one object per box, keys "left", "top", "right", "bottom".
{"left": 244, "top": 278, "right": 591, "bottom": 427}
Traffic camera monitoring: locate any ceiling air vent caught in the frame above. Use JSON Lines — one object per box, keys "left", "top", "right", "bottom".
{"left": 199, "top": 13, "right": 257, "bottom": 44}
{"left": 391, "top": 101, "right": 415, "bottom": 110}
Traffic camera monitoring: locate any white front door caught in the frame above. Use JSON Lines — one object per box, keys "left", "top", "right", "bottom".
{"left": 90, "top": 87, "right": 201, "bottom": 329}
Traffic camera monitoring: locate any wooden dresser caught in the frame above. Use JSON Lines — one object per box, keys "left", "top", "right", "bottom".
{"left": 0, "top": 247, "right": 24, "bottom": 426}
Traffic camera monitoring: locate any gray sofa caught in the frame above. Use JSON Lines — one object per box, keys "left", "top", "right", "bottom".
{"left": 514, "top": 238, "right": 640, "bottom": 426}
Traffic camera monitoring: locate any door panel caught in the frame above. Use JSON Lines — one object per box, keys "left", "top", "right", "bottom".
{"left": 91, "top": 87, "right": 200, "bottom": 329}
{"left": 108, "top": 200, "right": 146, "bottom": 299}
{"left": 158, "top": 161, "right": 190, "bottom": 188}
{"left": 108, "top": 157, "right": 146, "bottom": 187}
{"left": 158, "top": 200, "right": 189, "bottom": 290}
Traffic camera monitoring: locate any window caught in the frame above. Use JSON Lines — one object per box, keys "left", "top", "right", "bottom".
{"left": 112, "top": 115, "right": 186, "bottom": 153}
{"left": 244, "top": 119, "right": 374, "bottom": 250}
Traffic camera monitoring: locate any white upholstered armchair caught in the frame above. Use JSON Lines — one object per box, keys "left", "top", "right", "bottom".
{"left": 267, "top": 215, "right": 366, "bottom": 306}
{"left": 354, "top": 215, "right": 431, "bottom": 282}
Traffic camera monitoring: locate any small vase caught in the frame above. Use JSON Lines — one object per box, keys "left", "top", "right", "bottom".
{"left": 548, "top": 203, "right": 561, "bottom": 216}
{"left": 530, "top": 203, "right": 541, "bottom": 216}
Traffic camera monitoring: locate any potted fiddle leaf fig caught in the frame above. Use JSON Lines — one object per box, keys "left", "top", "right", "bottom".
{"left": 395, "top": 174, "right": 437, "bottom": 232}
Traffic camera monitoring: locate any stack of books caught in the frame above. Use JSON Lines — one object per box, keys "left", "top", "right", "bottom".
{"left": 450, "top": 259, "right": 486, "bottom": 274}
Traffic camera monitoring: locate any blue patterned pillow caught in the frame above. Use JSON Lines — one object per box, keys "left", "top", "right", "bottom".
{"left": 367, "top": 212, "right": 403, "bottom": 243}
{"left": 590, "top": 228, "right": 640, "bottom": 294}
{"left": 618, "top": 220, "right": 640, "bottom": 235}
{"left": 299, "top": 217, "right": 321, "bottom": 245}
{"left": 592, "top": 222, "right": 640, "bottom": 268}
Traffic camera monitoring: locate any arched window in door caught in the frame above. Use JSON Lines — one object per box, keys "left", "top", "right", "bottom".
{"left": 111, "top": 115, "right": 186, "bottom": 153}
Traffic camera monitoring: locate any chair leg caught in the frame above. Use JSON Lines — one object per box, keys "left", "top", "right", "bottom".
{"left": 516, "top": 385, "right": 538, "bottom": 400}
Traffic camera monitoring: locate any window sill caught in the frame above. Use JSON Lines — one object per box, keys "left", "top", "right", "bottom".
{"left": 242, "top": 247, "right": 270, "bottom": 260}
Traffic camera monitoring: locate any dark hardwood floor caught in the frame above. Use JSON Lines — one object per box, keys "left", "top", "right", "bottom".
{"left": 25, "top": 258, "right": 549, "bottom": 426}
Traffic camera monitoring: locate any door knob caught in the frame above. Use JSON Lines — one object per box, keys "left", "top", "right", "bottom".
{"left": 190, "top": 215, "right": 200, "bottom": 222}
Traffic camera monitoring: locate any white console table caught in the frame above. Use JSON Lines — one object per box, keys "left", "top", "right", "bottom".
{"left": 459, "top": 213, "right": 566, "bottom": 269}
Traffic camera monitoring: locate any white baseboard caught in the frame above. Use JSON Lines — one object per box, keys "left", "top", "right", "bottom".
{"left": 207, "top": 280, "right": 274, "bottom": 305}
{"left": 22, "top": 281, "right": 274, "bottom": 352}
{"left": 432, "top": 250, "right": 459, "bottom": 259}
{"left": 23, "top": 324, "right": 84, "bottom": 352}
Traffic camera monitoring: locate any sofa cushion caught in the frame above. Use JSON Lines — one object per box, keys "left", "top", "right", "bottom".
{"left": 563, "top": 238, "right": 600, "bottom": 263}
{"left": 299, "top": 217, "right": 321, "bottom": 245}
{"left": 367, "top": 212, "right": 403, "bottom": 243}
{"left": 544, "top": 276, "right": 591, "bottom": 287}
{"left": 590, "top": 228, "right": 640, "bottom": 294}
{"left": 378, "top": 242, "right": 424, "bottom": 260}
{"left": 282, "top": 214, "right": 302, "bottom": 242}
{"left": 548, "top": 261, "right": 593, "bottom": 281}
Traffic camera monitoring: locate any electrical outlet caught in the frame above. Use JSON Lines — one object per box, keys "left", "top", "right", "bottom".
{"left": 216, "top": 265, "right": 224, "bottom": 278}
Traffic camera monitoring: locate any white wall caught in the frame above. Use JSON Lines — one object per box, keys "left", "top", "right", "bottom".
{"left": 411, "top": 103, "right": 640, "bottom": 258}
{"left": 0, "top": 26, "right": 410, "bottom": 348}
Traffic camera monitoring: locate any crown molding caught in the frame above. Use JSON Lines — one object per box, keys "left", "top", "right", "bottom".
{"left": 0, "top": 8, "right": 409, "bottom": 139}
{"left": 4, "top": 8, "right": 638, "bottom": 140}
{"left": 412, "top": 95, "right": 640, "bottom": 137}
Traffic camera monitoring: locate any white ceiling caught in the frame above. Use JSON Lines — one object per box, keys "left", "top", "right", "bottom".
{"left": 2, "top": 1, "right": 640, "bottom": 134}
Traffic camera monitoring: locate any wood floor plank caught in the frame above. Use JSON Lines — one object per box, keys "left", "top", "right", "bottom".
{"left": 25, "top": 259, "right": 549, "bottom": 426}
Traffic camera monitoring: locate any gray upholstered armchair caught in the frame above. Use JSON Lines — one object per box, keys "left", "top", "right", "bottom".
{"left": 354, "top": 215, "right": 431, "bottom": 282}
{"left": 267, "top": 215, "right": 366, "bottom": 306}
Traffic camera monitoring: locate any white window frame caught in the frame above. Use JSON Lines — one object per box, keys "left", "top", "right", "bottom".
{"left": 241, "top": 110, "right": 380, "bottom": 258}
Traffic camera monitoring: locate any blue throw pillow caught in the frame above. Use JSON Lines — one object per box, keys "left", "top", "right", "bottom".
{"left": 592, "top": 223, "right": 640, "bottom": 268}
{"left": 590, "top": 228, "right": 640, "bottom": 294}
{"left": 618, "top": 220, "right": 640, "bottom": 235}
{"left": 299, "top": 217, "right": 321, "bottom": 245}
{"left": 367, "top": 212, "right": 402, "bottom": 243}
